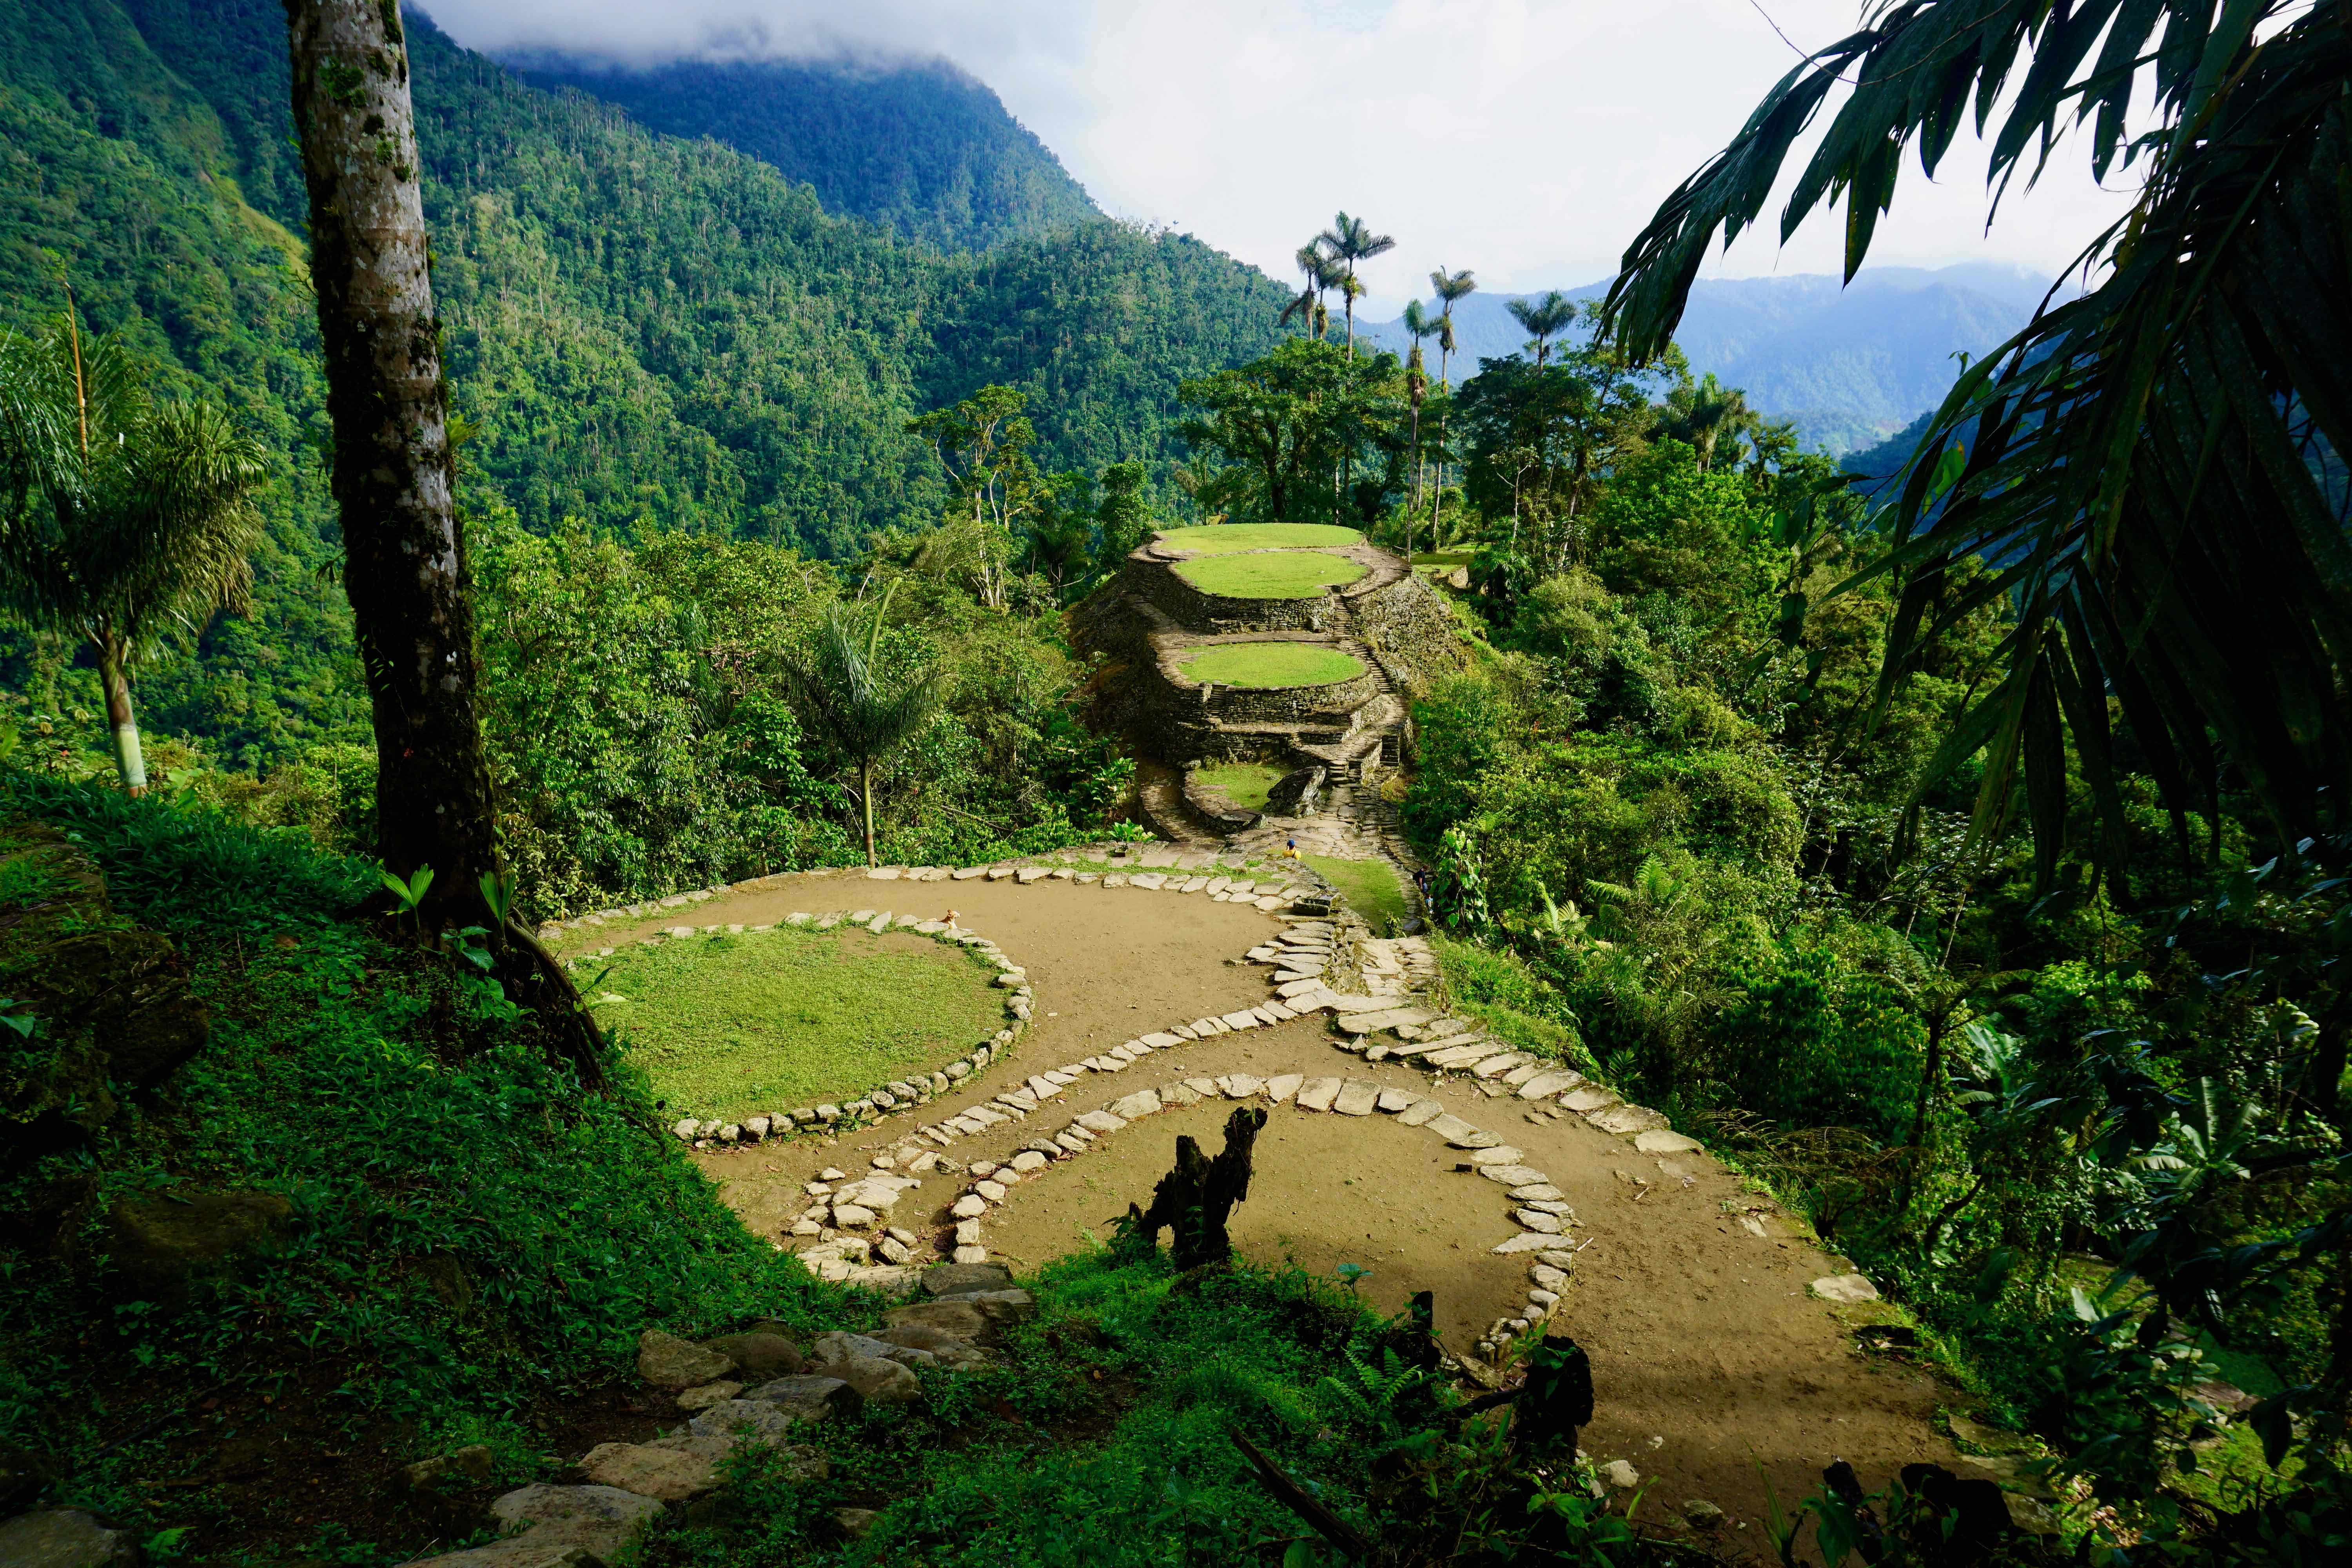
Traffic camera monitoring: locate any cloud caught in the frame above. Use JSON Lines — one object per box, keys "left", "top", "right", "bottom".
{"left": 421, "top": 0, "right": 2142, "bottom": 314}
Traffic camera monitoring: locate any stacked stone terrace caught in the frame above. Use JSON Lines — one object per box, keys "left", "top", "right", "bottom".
{"left": 1072, "top": 526, "right": 1461, "bottom": 823}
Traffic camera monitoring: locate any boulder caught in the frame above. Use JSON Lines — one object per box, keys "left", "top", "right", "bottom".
{"left": 673, "top": 1381, "right": 742, "bottom": 1413}
{"left": 811, "top": 1330, "right": 936, "bottom": 1370}
{"left": 103, "top": 1191, "right": 292, "bottom": 1299}
{"left": 1600, "top": 1460, "right": 1641, "bottom": 1492}
{"left": 742, "top": 1374, "right": 864, "bottom": 1424}
{"left": 402, "top": 1442, "right": 496, "bottom": 1491}
{"left": 487, "top": 1484, "right": 665, "bottom": 1567}
{"left": 636, "top": 1329, "right": 735, "bottom": 1388}
{"left": 644, "top": 1432, "right": 827, "bottom": 1481}
{"left": 885, "top": 1298, "right": 995, "bottom": 1343}
{"left": 0, "top": 1510, "right": 135, "bottom": 1568}
{"left": 872, "top": 1323, "right": 985, "bottom": 1366}
{"left": 824, "top": 1355, "right": 923, "bottom": 1405}
{"left": 701, "top": 1332, "right": 803, "bottom": 1380}
{"left": 577, "top": 1442, "right": 720, "bottom": 1502}
{"left": 922, "top": 1261, "right": 1014, "bottom": 1297}
{"left": 1809, "top": 1273, "right": 1880, "bottom": 1304}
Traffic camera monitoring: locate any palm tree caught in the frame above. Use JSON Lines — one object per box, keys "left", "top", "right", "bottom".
{"left": 785, "top": 584, "right": 942, "bottom": 867}
{"left": 1316, "top": 212, "right": 1396, "bottom": 356}
{"left": 1429, "top": 267, "right": 1477, "bottom": 389}
{"left": 1600, "top": 0, "right": 2351, "bottom": 877}
{"left": 1400, "top": 301, "right": 1438, "bottom": 523}
{"left": 1279, "top": 243, "right": 1326, "bottom": 336}
{"left": 1506, "top": 291, "right": 1577, "bottom": 367}
{"left": 1662, "top": 372, "right": 1759, "bottom": 472}
{"left": 0, "top": 311, "right": 266, "bottom": 792}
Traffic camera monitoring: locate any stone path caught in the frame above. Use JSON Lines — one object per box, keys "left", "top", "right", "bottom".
{"left": 540, "top": 854, "right": 1987, "bottom": 1543}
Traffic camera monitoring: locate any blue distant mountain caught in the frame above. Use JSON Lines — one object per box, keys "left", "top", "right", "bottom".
{"left": 1359, "top": 263, "right": 2069, "bottom": 456}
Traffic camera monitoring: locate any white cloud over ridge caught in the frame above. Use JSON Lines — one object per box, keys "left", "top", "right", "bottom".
{"left": 421, "top": 0, "right": 2143, "bottom": 316}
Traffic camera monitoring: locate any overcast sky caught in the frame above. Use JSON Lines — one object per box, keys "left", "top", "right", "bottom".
{"left": 424, "top": 0, "right": 2142, "bottom": 318}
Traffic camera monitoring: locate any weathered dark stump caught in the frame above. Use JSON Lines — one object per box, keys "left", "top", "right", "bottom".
{"left": 1126, "top": 1105, "right": 1267, "bottom": 1269}
{"left": 1513, "top": 1334, "right": 1593, "bottom": 1457}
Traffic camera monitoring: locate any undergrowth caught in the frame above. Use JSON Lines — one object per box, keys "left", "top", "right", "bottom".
{"left": 0, "top": 773, "right": 861, "bottom": 1557}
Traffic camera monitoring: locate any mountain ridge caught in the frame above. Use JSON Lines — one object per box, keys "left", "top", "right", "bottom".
{"left": 1361, "top": 263, "right": 2067, "bottom": 455}
{"left": 501, "top": 51, "right": 1100, "bottom": 253}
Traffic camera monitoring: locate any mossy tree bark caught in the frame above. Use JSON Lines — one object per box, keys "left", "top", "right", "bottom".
{"left": 283, "top": 0, "right": 494, "bottom": 925}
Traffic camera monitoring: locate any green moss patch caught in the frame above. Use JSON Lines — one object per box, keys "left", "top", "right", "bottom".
{"left": 1156, "top": 523, "right": 1363, "bottom": 554}
{"left": 1177, "top": 642, "right": 1365, "bottom": 689}
{"left": 1192, "top": 761, "right": 1289, "bottom": 813}
{"left": 590, "top": 927, "right": 1004, "bottom": 1119}
{"left": 1173, "top": 551, "right": 1368, "bottom": 600}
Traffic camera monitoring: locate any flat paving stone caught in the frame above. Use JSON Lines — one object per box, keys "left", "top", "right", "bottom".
{"left": 1424, "top": 1045, "right": 1493, "bottom": 1069}
{"left": 1514, "top": 1209, "right": 1567, "bottom": 1234}
{"left": 1295, "top": 1076, "right": 1343, "bottom": 1111}
{"left": 1634, "top": 1129, "right": 1703, "bottom": 1154}
{"left": 1464, "top": 1147, "right": 1526, "bottom": 1166}
{"left": 1375, "top": 1087, "right": 1418, "bottom": 1112}
{"left": 1265, "top": 1073, "right": 1303, "bottom": 1103}
{"left": 1107, "top": 1090, "right": 1162, "bottom": 1120}
{"left": 1334, "top": 1007, "right": 1434, "bottom": 1034}
{"left": 1471, "top": 1053, "right": 1532, "bottom": 1078}
{"left": 1493, "top": 1232, "right": 1564, "bottom": 1255}
{"left": 1586, "top": 1103, "right": 1670, "bottom": 1135}
{"left": 1561, "top": 1087, "right": 1622, "bottom": 1112}
{"left": 1076, "top": 1111, "right": 1128, "bottom": 1134}
{"left": 1425, "top": 1113, "right": 1486, "bottom": 1144}
{"left": 1396, "top": 1099, "right": 1445, "bottom": 1126}
{"left": 1477, "top": 1165, "right": 1549, "bottom": 1187}
{"left": 1518, "top": 1071, "right": 1585, "bottom": 1100}
{"left": 1332, "top": 1081, "right": 1379, "bottom": 1116}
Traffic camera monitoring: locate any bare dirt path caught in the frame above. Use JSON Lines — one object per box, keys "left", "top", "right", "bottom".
{"left": 575, "top": 871, "right": 1965, "bottom": 1544}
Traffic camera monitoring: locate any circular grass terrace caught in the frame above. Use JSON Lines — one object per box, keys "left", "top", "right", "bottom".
{"left": 1155, "top": 523, "right": 1364, "bottom": 554}
{"left": 1177, "top": 641, "right": 1365, "bottom": 689}
{"left": 1172, "top": 550, "right": 1368, "bottom": 600}
{"left": 586, "top": 926, "right": 1005, "bottom": 1121}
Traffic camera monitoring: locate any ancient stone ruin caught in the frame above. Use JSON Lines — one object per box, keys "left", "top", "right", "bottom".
{"left": 1071, "top": 525, "right": 1463, "bottom": 837}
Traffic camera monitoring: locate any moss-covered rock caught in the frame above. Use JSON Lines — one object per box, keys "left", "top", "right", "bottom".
{"left": 0, "top": 821, "right": 209, "bottom": 1165}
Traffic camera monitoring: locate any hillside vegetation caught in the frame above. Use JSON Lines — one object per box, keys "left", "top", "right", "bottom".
{"left": 505, "top": 53, "right": 1099, "bottom": 252}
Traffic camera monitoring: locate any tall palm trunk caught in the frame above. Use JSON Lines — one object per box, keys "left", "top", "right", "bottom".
{"left": 286, "top": 0, "right": 498, "bottom": 923}
{"left": 860, "top": 757, "right": 877, "bottom": 867}
{"left": 96, "top": 635, "right": 146, "bottom": 793}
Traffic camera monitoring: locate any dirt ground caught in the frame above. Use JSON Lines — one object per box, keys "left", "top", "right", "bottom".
{"left": 569, "top": 871, "right": 1966, "bottom": 1543}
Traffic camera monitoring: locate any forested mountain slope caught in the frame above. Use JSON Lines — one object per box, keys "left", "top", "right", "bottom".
{"left": 504, "top": 52, "right": 1099, "bottom": 252}
{"left": 0, "top": 0, "right": 1287, "bottom": 763}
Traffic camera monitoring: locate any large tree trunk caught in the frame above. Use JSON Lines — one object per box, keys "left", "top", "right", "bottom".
{"left": 284, "top": 0, "right": 494, "bottom": 924}
{"left": 284, "top": 3, "right": 604, "bottom": 1091}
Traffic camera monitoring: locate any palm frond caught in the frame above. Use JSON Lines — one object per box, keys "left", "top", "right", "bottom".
{"left": 1597, "top": 0, "right": 2352, "bottom": 876}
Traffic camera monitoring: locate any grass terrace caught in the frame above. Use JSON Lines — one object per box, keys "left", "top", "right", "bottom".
{"left": 588, "top": 926, "right": 1005, "bottom": 1120}
{"left": 1303, "top": 854, "right": 1409, "bottom": 933}
{"left": 1154, "top": 523, "right": 1363, "bottom": 554}
{"left": 1172, "top": 550, "right": 1368, "bottom": 600}
{"left": 1190, "top": 760, "right": 1289, "bottom": 813}
{"left": 1176, "top": 642, "right": 1365, "bottom": 689}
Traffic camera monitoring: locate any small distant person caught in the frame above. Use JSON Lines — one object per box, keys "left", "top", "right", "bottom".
{"left": 1283, "top": 837, "right": 1301, "bottom": 861}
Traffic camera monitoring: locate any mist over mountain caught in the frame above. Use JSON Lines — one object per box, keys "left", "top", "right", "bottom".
{"left": 1362, "top": 263, "right": 2067, "bottom": 456}
{"left": 502, "top": 51, "right": 1100, "bottom": 252}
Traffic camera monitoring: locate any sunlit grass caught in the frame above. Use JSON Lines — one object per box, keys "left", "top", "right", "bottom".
{"left": 1192, "top": 761, "right": 1288, "bottom": 813}
{"left": 1156, "top": 523, "right": 1363, "bottom": 554}
{"left": 1173, "top": 550, "right": 1368, "bottom": 599}
{"left": 1303, "top": 853, "right": 1408, "bottom": 934}
{"left": 590, "top": 926, "right": 1004, "bottom": 1119}
{"left": 1177, "top": 642, "right": 1364, "bottom": 689}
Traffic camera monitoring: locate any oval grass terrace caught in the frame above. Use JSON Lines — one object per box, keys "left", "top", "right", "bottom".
{"left": 1174, "top": 641, "right": 1366, "bottom": 690}
{"left": 1170, "top": 548, "right": 1369, "bottom": 600}
{"left": 588, "top": 922, "right": 1013, "bottom": 1122}
{"left": 1152, "top": 523, "right": 1364, "bottom": 554}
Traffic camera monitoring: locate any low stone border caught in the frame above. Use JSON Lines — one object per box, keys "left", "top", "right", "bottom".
{"left": 556, "top": 850, "right": 1340, "bottom": 1151}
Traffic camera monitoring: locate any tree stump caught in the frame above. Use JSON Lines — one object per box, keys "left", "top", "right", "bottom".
{"left": 1126, "top": 1106, "right": 1267, "bottom": 1269}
